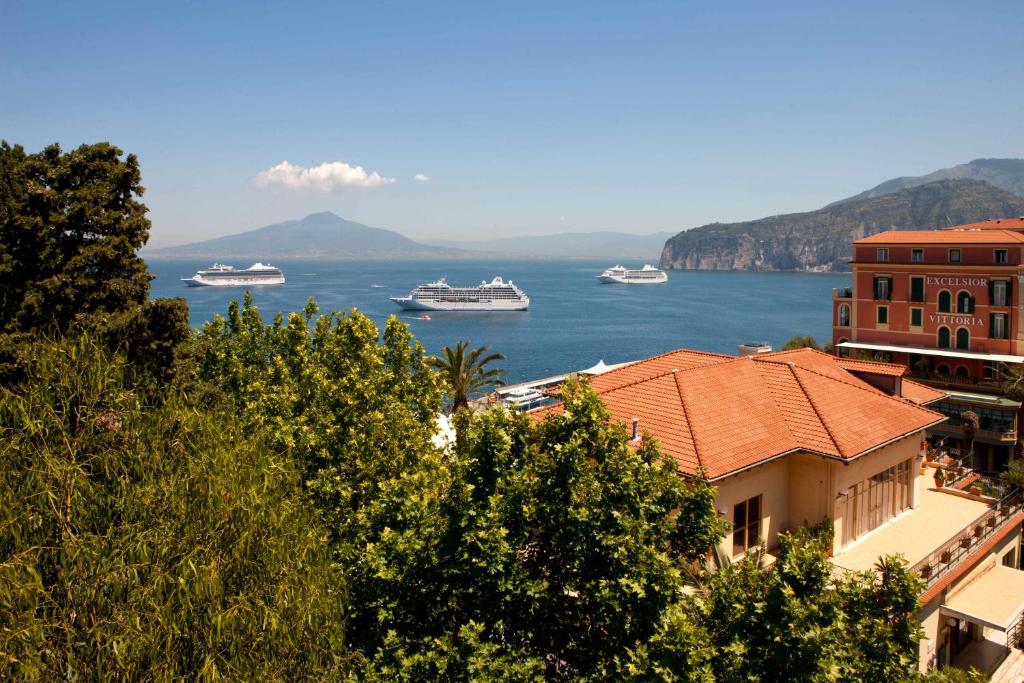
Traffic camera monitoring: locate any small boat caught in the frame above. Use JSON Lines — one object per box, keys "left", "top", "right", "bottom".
{"left": 419, "top": 314, "right": 432, "bottom": 320}
{"left": 737, "top": 342, "right": 773, "bottom": 356}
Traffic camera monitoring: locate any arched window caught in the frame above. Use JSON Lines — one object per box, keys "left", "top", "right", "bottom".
{"left": 838, "top": 304, "right": 850, "bottom": 327}
{"left": 955, "top": 366, "right": 969, "bottom": 378}
{"left": 938, "top": 290, "right": 952, "bottom": 313}
{"left": 956, "top": 328, "right": 970, "bottom": 350}
{"left": 936, "top": 364, "right": 950, "bottom": 376}
{"left": 957, "top": 291, "right": 975, "bottom": 314}
{"left": 984, "top": 363, "right": 996, "bottom": 380}
{"left": 938, "top": 326, "right": 951, "bottom": 348}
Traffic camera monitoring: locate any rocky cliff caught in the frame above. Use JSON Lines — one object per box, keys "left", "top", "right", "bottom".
{"left": 660, "top": 180, "right": 1024, "bottom": 272}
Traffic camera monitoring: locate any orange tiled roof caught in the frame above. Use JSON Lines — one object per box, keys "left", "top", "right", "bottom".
{"left": 835, "top": 356, "right": 907, "bottom": 377}
{"left": 855, "top": 230, "right": 1024, "bottom": 245}
{"left": 900, "top": 379, "right": 946, "bottom": 406}
{"left": 534, "top": 348, "right": 945, "bottom": 480}
{"left": 944, "top": 218, "right": 1024, "bottom": 232}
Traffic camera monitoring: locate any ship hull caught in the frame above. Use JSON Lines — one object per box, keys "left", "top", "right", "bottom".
{"left": 390, "top": 297, "right": 528, "bottom": 311}
{"left": 596, "top": 274, "right": 667, "bottom": 284}
{"left": 182, "top": 276, "right": 285, "bottom": 287}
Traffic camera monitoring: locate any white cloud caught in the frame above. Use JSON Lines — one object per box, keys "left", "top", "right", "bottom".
{"left": 414, "top": 173, "right": 430, "bottom": 182}
{"left": 253, "top": 160, "right": 396, "bottom": 191}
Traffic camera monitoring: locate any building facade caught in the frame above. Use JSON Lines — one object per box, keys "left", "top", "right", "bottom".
{"left": 832, "top": 223, "right": 1024, "bottom": 471}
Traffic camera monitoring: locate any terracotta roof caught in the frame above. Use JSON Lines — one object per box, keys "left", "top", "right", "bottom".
{"left": 534, "top": 348, "right": 945, "bottom": 480}
{"left": 855, "top": 230, "right": 1024, "bottom": 245}
{"left": 900, "top": 380, "right": 947, "bottom": 406}
{"left": 944, "top": 218, "right": 1024, "bottom": 232}
{"left": 835, "top": 356, "right": 907, "bottom": 377}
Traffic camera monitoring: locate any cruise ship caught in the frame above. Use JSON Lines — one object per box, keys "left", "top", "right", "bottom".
{"left": 596, "top": 264, "right": 668, "bottom": 284}
{"left": 390, "top": 277, "right": 529, "bottom": 311}
{"left": 181, "top": 263, "right": 285, "bottom": 287}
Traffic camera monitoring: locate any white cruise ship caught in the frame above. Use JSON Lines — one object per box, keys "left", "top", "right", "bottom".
{"left": 596, "top": 264, "right": 668, "bottom": 284}
{"left": 181, "top": 263, "right": 285, "bottom": 287}
{"left": 390, "top": 277, "right": 529, "bottom": 311}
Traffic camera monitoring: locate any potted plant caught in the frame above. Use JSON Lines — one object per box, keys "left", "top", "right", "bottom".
{"left": 940, "top": 550, "right": 952, "bottom": 564}
{"left": 970, "top": 485, "right": 983, "bottom": 496}
{"left": 934, "top": 468, "right": 945, "bottom": 488}
{"left": 920, "top": 564, "right": 933, "bottom": 579}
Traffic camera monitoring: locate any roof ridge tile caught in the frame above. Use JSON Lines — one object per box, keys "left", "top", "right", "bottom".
{"left": 786, "top": 362, "right": 845, "bottom": 456}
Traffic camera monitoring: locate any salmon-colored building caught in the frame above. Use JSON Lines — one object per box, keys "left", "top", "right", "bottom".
{"left": 832, "top": 220, "right": 1024, "bottom": 471}
{"left": 531, "top": 347, "right": 1024, "bottom": 675}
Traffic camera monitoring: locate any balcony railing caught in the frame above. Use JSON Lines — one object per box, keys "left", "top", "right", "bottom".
{"left": 931, "top": 422, "right": 1017, "bottom": 444}
{"left": 834, "top": 287, "right": 853, "bottom": 299}
{"left": 909, "top": 371, "right": 1004, "bottom": 391}
{"left": 911, "top": 489, "right": 1023, "bottom": 592}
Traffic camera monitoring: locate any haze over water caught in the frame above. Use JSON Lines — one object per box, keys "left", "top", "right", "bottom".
{"left": 149, "top": 258, "right": 848, "bottom": 384}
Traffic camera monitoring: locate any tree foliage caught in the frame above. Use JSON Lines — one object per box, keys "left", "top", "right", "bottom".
{"left": 0, "top": 337, "right": 346, "bottom": 681}
{"left": 0, "top": 141, "right": 151, "bottom": 335}
{"left": 782, "top": 335, "right": 821, "bottom": 351}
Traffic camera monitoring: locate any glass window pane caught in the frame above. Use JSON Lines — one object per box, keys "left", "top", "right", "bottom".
{"left": 734, "top": 501, "right": 746, "bottom": 528}
{"left": 748, "top": 496, "right": 760, "bottom": 520}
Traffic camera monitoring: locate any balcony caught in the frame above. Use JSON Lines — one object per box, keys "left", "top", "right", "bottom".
{"left": 930, "top": 421, "right": 1018, "bottom": 444}
{"left": 910, "top": 370, "right": 1004, "bottom": 392}
{"left": 833, "top": 287, "right": 853, "bottom": 299}
{"left": 832, "top": 473, "right": 997, "bottom": 577}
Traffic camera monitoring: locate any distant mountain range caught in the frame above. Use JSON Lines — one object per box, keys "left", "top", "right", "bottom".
{"left": 660, "top": 179, "right": 1024, "bottom": 272}
{"left": 149, "top": 157, "right": 1024, "bottom": 270}
{"left": 147, "top": 212, "right": 464, "bottom": 259}
{"left": 827, "top": 158, "right": 1024, "bottom": 207}
{"left": 430, "top": 232, "right": 673, "bottom": 259}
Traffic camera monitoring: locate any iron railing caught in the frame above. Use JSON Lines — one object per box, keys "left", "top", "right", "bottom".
{"left": 1008, "top": 611, "right": 1024, "bottom": 651}
{"left": 911, "top": 490, "right": 1023, "bottom": 591}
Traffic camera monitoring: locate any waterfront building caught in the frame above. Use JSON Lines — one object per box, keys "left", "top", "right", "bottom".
{"left": 532, "top": 347, "right": 1024, "bottom": 675}
{"left": 832, "top": 221, "right": 1024, "bottom": 472}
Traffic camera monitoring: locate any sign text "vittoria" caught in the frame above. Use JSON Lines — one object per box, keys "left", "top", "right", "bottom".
{"left": 929, "top": 314, "right": 984, "bottom": 327}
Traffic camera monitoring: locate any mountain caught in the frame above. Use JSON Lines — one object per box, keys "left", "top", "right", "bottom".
{"left": 660, "top": 179, "right": 1024, "bottom": 273}
{"left": 828, "top": 158, "right": 1024, "bottom": 207}
{"left": 431, "top": 231, "right": 673, "bottom": 259}
{"left": 147, "top": 212, "right": 463, "bottom": 258}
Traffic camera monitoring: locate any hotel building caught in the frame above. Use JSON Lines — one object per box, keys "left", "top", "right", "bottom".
{"left": 532, "top": 346, "right": 1024, "bottom": 676}
{"left": 832, "top": 218, "right": 1024, "bottom": 472}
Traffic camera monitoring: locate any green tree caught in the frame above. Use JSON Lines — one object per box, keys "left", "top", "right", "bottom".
{"left": 0, "top": 141, "right": 189, "bottom": 386}
{"left": 690, "top": 525, "right": 923, "bottom": 682}
{"left": 363, "top": 380, "right": 728, "bottom": 680}
{"left": 427, "top": 340, "right": 507, "bottom": 410}
{"left": 0, "top": 336, "right": 346, "bottom": 680}
{"left": 0, "top": 141, "right": 152, "bottom": 334}
{"left": 782, "top": 335, "right": 821, "bottom": 351}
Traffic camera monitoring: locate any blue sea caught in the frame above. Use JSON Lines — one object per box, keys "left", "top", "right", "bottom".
{"left": 148, "top": 259, "right": 850, "bottom": 384}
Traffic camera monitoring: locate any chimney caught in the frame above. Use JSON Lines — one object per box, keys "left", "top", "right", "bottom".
{"left": 631, "top": 417, "right": 640, "bottom": 441}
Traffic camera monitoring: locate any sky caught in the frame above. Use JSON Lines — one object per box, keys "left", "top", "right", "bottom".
{"left": 2, "top": 1, "right": 1023, "bottom": 247}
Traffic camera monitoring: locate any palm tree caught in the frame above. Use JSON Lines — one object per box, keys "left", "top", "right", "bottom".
{"left": 428, "top": 341, "right": 506, "bottom": 411}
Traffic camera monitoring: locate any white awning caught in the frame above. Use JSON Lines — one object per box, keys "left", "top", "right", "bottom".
{"left": 838, "top": 341, "right": 1024, "bottom": 364}
{"left": 941, "top": 565, "right": 1024, "bottom": 630}
{"left": 943, "top": 390, "right": 1021, "bottom": 408}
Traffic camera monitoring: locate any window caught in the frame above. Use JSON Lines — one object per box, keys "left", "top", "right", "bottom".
{"left": 733, "top": 495, "right": 762, "bottom": 556}
{"left": 991, "top": 280, "right": 1010, "bottom": 307}
{"left": 1003, "top": 548, "right": 1018, "bottom": 569}
{"left": 991, "top": 313, "right": 1008, "bottom": 340}
{"left": 876, "top": 248, "right": 889, "bottom": 262}
{"left": 956, "top": 328, "right": 970, "bottom": 350}
{"left": 956, "top": 291, "right": 974, "bottom": 314}
{"left": 838, "top": 304, "right": 850, "bottom": 327}
{"left": 933, "top": 401, "right": 1016, "bottom": 434}
{"left": 949, "top": 249, "right": 961, "bottom": 263}
{"left": 911, "top": 248, "right": 924, "bottom": 263}
{"left": 911, "top": 308, "right": 923, "bottom": 327}
{"left": 955, "top": 365, "right": 969, "bottom": 378}
{"left": 984, "top": 363, "right": 997, "bottom": 380}
{"left": 842, "top": 458, "right": 913, "bottom": 545}
{"left": 938, "top": 290, "right": 952, "bottom": 313}
{"left": 877, "top": 306, "right": 888, "bottom": 324}
{"left": 910, "top": 276, "right": 925, "bottom": 302}
{"left": 938, "top": 327, "right": 951, "bottom": 348}
{"left": 873, "top": 276, "right": 892, "bottom": 301}
{"left": 996, "top": 249, "right": 1008, "bottom": 264}
{"left": 936, "top": 363, "right": 950, "bottom": 376}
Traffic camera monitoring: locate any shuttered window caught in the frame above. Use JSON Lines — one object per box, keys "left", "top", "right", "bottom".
{"left": 910, "top": 277, "right": 924, "bottom": 303}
